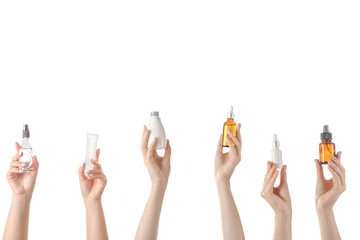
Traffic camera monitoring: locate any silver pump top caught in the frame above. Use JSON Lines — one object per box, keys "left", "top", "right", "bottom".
{"left": 272, "top": 134, "right": 280, "bottom": 148}
{"left": 151, "top": 111, "right": 159, "bottom": 117}
{"left": 227, "top": 105, "right": 235, "bottom": 119}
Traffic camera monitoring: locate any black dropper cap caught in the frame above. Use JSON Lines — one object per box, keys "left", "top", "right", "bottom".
{"left": 320, "top": 125, "right": 332, "bottom": 140}
{"left": 22, "top": 124, "right": 30, "bottom": 138}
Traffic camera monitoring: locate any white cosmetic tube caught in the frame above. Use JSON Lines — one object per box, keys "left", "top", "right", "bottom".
{"left": 85, "top": 133, "right": 99, "bottom": 176}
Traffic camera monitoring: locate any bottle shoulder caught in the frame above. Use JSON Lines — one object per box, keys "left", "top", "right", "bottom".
{"left": 224, "top": 118, "right": 236, "bottom": 126}
{"left": 21, "top": 138, "right": 32, "bottom": 148}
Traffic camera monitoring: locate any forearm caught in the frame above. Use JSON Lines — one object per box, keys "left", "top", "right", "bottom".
{"left": 216, "top": 180, "right": 245, "bottom": 240}
{"left": 135, "top": 183, "right": 167, "bottom": 240}
{"left": 3, "top": 195, "right": 31, "bottom": 240}
{"left": 85, "top": 199, "right": 108, "bottom": 240}
{"left": 273, "top": 212, "right": 292, "bottom": 240}
{"left": 317, "top": 207, "right": 341, "bottom": 240}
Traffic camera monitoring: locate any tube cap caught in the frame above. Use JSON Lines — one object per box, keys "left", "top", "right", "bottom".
{"left": 320, "top": 125, "right": 332, "bottom": 140}
{"left": 151, "top": 111, "right": 159, "bottom": 117}
{"left": 22, "top": 124, "right": 30, "bottom": 138}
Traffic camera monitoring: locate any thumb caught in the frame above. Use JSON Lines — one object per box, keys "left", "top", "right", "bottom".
{"left": 314, "top": 159, "right": 324, "bottom": 181}
{"left": 78, "top": 163, "right": 86, "bottom": 183}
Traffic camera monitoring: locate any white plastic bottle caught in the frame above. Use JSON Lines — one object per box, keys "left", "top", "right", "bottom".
{"left": 148, "top": 111, "right": 167, "bottom": 150}
{"left": 271, "top": 134, "right": 283, "bottom": 168}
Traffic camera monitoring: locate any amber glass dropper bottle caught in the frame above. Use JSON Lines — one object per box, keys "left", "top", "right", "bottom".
{"left": 319, "top": 125, "right": 335, "bottom": 164}
{"left": 222, "top": 106, "right": 236, "bottom": 147}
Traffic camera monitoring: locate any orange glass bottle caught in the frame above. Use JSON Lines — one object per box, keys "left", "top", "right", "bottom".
{"left": 319, "top": 125, "right": 335, "bottom": 164}
{"left": 222, "top": 106, "right": 236, "bottom": 147}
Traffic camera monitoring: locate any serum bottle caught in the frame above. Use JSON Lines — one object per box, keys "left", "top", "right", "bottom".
{"left": 271, "top": 134, "right": 283, "bottom": 168}
{"left": 319, "top": 125, "right": 335, "bottom": 164}
{"left": 222, "top": 106, "right": 236, "bottom": 147}
{"left": 19, "top": 124, "right": 34, "bottom": 172}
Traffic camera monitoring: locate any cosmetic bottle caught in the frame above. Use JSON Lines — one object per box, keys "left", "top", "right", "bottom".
{"left": 271, "top": 134, "right": 283, "bottom": 168}
{"left": 319, "top": 125, "right": 335, "bottom": 164}
{"left": 85, "top": 133, "right": 99, "bottom": 175}
{"left": 148, "top": 111, "right": 167, "bottom": 150}
{"left": 19, "top": 124, "right": 34, "bottom": 172}
{"left": 222, "top": 106, "right": 236, "bottom": 147}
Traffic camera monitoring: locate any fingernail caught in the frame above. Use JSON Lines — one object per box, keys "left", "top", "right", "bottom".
{"left": 19, "top": 169, "right": 23, "bottom": 173}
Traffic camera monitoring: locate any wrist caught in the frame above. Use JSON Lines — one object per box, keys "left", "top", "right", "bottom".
{"left": 216, "top": 179, "right": 230, "bottom": 188}
{"left": 84, "top": 198, "right": 102, "bottom": 207}
{"left": 316, "top": 205, "right": 333, "bottom": 215}
{"left": 151, "top": 181, "right": 168, "bottom": 193}
{"left": 12, "top": 194, "right": 32, "bottom": 205}
{"left": 275, "top": 208, "right": 292, "bottom": 218}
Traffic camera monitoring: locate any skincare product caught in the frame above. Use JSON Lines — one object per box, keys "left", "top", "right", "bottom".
{"left": 271, "top": 134, "right": 283, "bottom": 168}
{"left": 222, "top": 106, "right": 236, "bottom": 147}
{"left": 85, "top": 133, "right": 99, "bottom": 175}
{"left": 148, "top": 111, "right": 167, "bottom": 150}
{"left": 319, "top": 125, "right": 335, "bottom": 164}
{"left": 19, "top": 124, "right": 34, "bottom": 172}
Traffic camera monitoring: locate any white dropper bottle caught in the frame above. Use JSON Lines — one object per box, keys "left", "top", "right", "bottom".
{"left": 271, "top": 134, "right": 283, "bottom": 168}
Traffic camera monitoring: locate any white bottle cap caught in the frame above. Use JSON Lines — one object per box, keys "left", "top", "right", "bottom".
{"left": 227, "top": 105, "right": 235, "bottom": 119}
{"left": 273, "top": 134, "right": 280, "bottom": 148}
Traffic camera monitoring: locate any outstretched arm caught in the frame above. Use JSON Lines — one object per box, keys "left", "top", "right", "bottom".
{"left": 261, "top": 162, "right": 292, "bottom": 240}
{"left": 3, "top": 142, "right": 39, "bottom": 240}
{"left": 215, "top": 123, "right": 245, "bottom": 240}
{"left": 135, "top": 126, "right": 171, "bottom": 240}
{"left": 79, "top": 149, "right": 109, "bottom": 240}
{"left": 315, "top": 152, "right": 345, "bottom": 240}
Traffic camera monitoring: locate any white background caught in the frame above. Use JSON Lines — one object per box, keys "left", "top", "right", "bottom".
{"left": 0, "top": 1, "right": 359, "bottom": 239}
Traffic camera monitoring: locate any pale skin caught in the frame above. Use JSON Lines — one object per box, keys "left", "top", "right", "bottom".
{"left": 3, "top": 142, "right": 39, "bottom": 240}
{"left": 261, "top": 162, "right": 292, "bottom": 240}
{"left": 135, "top": 126, "right": 171, "bottom": 240}
{"left": 78, "top": 149, "right": 109, "bottom": 240}
{"left": 315, "top": 152, "right": 345, "bottom": 240}
{"left": 215, "top": 123, "right": 245, "bottom": 240}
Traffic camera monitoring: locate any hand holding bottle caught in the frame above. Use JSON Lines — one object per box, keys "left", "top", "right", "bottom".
{"left": 315, "top": 152, "right": 346, "bottom": 211}
{"left": 215, "top": 123, "right": 242, "bottom": 183}
{"left": 261, "top": 162, "right": 291, "bottom": 215}
{"left": 141, "top": 126, "right": 171, "bottom": 186}
{"left": 78, "top": 149, "right": 107, "bottom": 201}
{"left": 6, "top": 142, "right": 39, "bottom": 197}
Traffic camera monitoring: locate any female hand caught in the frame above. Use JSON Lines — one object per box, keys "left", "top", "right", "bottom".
{"left": 315, "top": 152, "right": 346, "bottom": 211}
{"left": 215, "top": 123, "right": 242, "bottom": 183}
{"left": 141, "top": 126, "right": 171, "bottom": 186}
{"left": 6, "top": 142, "right": 39, "bottom": 197}
{"left": 261, "top": 162, "right": 291, "bottom": 215}
{"left": 78, "top": 149, "right": 107, "bottom": 201}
